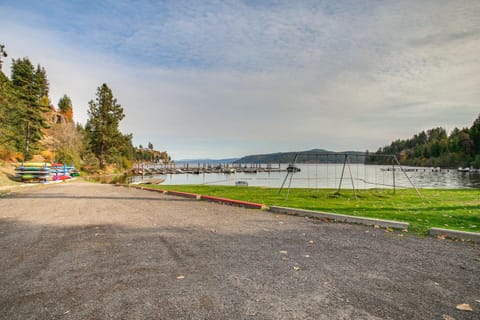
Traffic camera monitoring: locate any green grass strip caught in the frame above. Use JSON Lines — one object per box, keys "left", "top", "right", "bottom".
{"left": 143, "top": 185, "right": 480, "bottom": 234}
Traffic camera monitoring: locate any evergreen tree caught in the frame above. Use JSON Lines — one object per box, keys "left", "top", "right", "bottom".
{"left": 470, "top": 114, "right": 480, "bottom": 154}
{"left": 458, "top": 130, "right": 473, "bottom": 156}
{"left": 11, "top": 58, "right": 50, "bottom": 159}
{"left": 148, "top": 141, "right": 153, "bottom": 150}
{"left": 85, "top": 83, "right": 126, "bottom": 169}
{"left": 117, "top": 133, "right": 135, "bottom": 168}
{"left": 58, "top": 94, "right": 73, "bottom": 121}
{"left": 0, "top": 44, "right": 20, "bottom": 156}
{"left": 35, "top": 65, "right": 49, "bottom": 98}
{"left": 0, "top": 44, "right": 7, "bottom": 70}
{"left": 0, "top": 70, "right": 21, "bottom": 154}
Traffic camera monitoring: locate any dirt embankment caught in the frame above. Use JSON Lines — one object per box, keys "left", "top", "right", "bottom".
{"left": 0, "top": 162, "right": 21, "bottom": 189}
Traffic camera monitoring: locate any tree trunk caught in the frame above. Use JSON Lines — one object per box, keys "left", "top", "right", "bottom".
{"left": 24, "top": 122, "right": 30, "bottom": 160}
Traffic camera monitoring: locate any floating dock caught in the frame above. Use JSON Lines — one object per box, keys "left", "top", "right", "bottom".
{"left": 131, "top": 163, "right": 287, "bottom": 175}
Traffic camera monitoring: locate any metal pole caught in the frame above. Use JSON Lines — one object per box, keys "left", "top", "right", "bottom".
{"left": 285, "top": 170, "right": 295, "bottom": 200}
{"left": 346, "top": 156, "right": 357, "bottom": 200}
{"left": 279, "top": 154, "right": 298, "bottom": 195}
{"left": 279, "top": 171, "right": 290, "bottom": 194}
{"left": 392, "top": 158, "right": 396, "bottom": 194}
{"left": 337, "top": 154, "right": 348, "bottom": 193}
{"left": 393, "top": 156, "right": 422, "bottom": 198}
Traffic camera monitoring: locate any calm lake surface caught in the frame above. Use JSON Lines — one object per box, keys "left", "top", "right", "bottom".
{"left": 131, "top": 164, "right": 480, "bottom": 189}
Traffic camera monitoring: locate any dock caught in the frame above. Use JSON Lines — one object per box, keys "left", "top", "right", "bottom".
{"left": 131, "top": 163, "right": 286, "bottom": 176}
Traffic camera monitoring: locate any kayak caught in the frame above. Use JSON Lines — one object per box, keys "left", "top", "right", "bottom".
{"left": 21, "top": 162, "right": 51, "bottom": 167}
{"left": 52, "top": 175, "right": 71, "bottom": 181}
{"left": 21, "top": 174, "right": 48, "bottom": 180}
{"left": 15, "top": 162, "right": 76, "bottom": 183}
{"left": 15, "top": 167, "right": 50, "bottom": 172}
{"left": 15, "top": 169, "right": 50, "bottom": 175}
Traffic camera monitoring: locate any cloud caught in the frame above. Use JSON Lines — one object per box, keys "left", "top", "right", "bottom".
{"left": 1, "top": 0, "right": 479, "bottom": 159}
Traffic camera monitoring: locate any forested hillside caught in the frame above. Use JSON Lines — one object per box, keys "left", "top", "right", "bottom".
{"left": 370, "top": 115, "right": 480, "bottom": 168}
{"left": 135, "top": 143, "right": 171, "bottom": 164}
{"left": 0, "top": 44, "right": 170, "bottom": 172}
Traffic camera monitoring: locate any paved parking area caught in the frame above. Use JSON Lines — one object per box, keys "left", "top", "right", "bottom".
{"left": 0, "top": 182, "right": 479, "bottom": 319}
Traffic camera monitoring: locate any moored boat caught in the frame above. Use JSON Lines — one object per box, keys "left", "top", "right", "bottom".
{"left": 287, "top": 164, "right": 301, "bottom": 172}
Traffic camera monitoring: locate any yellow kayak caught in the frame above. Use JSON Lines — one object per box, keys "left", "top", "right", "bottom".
{"left": 21, "top": 162, "right": 51, "bottom": 167}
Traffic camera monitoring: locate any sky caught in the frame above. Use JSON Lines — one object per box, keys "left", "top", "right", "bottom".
{"left": 1, "top": 0, "right": 479, "bottom": 160}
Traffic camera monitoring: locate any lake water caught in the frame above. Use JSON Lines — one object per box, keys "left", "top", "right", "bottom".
{"left": 131, "top": 164, "right": 480, "bottom": 189}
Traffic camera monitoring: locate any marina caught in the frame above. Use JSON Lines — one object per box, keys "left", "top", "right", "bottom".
{"left": 129, "top": 163, "right": 480, "bottom": 189}
{"left": 131, "top": 162, "right": 285, "bottom": 175}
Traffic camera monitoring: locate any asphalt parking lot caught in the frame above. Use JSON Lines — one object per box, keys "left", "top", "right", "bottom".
{"left": 0, "top": 182, "right": 479, "bottom": 319}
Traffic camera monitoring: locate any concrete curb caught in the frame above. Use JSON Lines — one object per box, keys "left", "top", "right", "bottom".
{"left": 200, "top": 195, "right": 266, "bottom": 209}
{"left": 166, "top": 190, "right": 201, "bottom": 199}
{"left": 132, "top": 186, "right": 201, "bottom": 199}
{"left": 429, "top": 228, "right": 480, "bottom": 243}
{"left": 269, "top": 206, "right": 409, "bottom": 230}
{"left": 125, "top": 185, "right": 265, "bottom": 209}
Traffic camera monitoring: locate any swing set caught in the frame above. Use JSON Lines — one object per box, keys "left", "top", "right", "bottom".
{"left": 278, "top": 152, "right": 421, "bottom": 200}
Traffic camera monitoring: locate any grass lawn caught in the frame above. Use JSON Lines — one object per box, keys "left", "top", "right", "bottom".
{"left": 143, "top": 184, "right": 480, "bottom": 234}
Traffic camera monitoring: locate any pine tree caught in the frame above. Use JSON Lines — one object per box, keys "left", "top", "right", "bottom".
{"left": 0, "top": 44, "right": 7, "bottom": 70}
{"left": 0, "top": 44, "right": 20, "bottom": 156}
{"left": 35, "top": 65, "right": 49, "bottom": 98}
{"left": 470, "top": 114, "right": 480, "bottom": 155}
{"left": 0, "top": 70, "right": 21, "bottom": 154}
{"left": 58, "top": 94, "right": 73, "bottom": 121}
{"left": 85, "top": 83, "right": 126, "bottom": 169}
{"left": 11, "top": 58, "right": 50, "bottom": 160}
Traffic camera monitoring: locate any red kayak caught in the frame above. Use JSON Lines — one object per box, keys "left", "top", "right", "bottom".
{"left": 53, "top": 175, "right": 71, "bottom": 181}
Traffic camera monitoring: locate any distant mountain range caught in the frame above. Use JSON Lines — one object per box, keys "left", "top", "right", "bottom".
{"left": 174, "top": 149, "right": 366, "bottom": 164}
{"left": 234, "top": 149, "right": 366, "bottom": 163}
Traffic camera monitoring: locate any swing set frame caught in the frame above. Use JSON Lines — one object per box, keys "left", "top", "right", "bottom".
{"left": 278, "top": 152, "right": 422, "bottom": 200}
